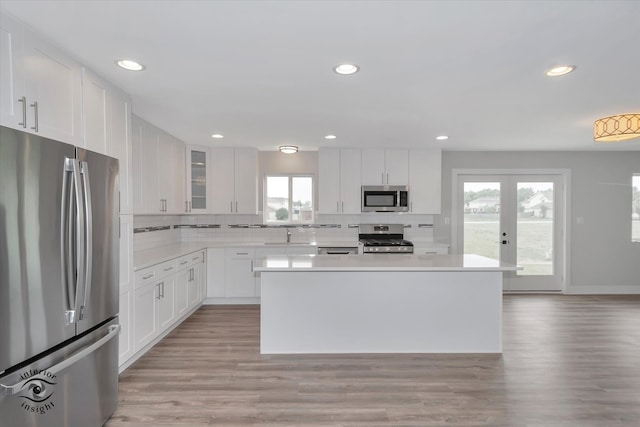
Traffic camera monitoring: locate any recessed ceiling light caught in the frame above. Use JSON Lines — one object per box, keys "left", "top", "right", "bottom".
{"left": 436, "top": 135, "right": 449, "bottom": 141}
{"left": 324, "top": 134, "right": 337, "bottom": 140}
{"left": 115, "top": 59, "right": 145, "bottom": 71}
{"left": 211, "top": 134, "right": 224, "bottom": 139}
{"left": 279, "top": 145, "right": 298, "bottom": 154}
{"left": 545, "top": 65, "right": 576, "bottom": 77}
{"left": 333, "top": 64, "right": 359, "bottom": 75}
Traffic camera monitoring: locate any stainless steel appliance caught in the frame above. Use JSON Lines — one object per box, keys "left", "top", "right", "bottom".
{"left": 0, "top": 126, "right": 120, "bottom": 426}
{"left": 358, "top": 224, "right": 414, "bottom": 254}
{"left": 361, "top": 185, "right": 409, "bottom": 212}
{"left": 317, "top": 246, "right": 359, "bottom": 255}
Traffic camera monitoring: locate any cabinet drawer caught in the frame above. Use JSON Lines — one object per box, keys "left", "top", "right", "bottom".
{"left": 135, "top": 259, "right": 177, "bottom": 289}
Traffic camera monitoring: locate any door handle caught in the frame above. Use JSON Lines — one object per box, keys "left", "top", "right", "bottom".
{"left": 17, "top": 96, "right": 27, "bottom": 128}
{"left": 30, "top": 101, "right": 38, "bottom": 132}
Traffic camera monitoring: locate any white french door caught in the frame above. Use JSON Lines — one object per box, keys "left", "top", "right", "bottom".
{"left": 455, "top": 173, "right": 566, "bottom": 292}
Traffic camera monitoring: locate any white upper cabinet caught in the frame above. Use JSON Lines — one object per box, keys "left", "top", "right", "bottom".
{"left": 361, "top": 149, "right": 409, "bottom": 185}
{"left": 185, "top": 145, "right": 210, "bottom": 213}
{"left": 0, "top": 14, "right": 82, "bottom": 145}
{"left": 408, "top": 149, "right": 442, "bottom": 214}
{"left": 132, "top": 115, "right": 186, "bottom": 214}
{"left": 210, "top": 147, "right": 258, "bottom": 214}
{"left": 318, "top": 148, "right": 361, "bottom": 214}
{"left": 82, "top": 68, "right": 133, "bottom": 213}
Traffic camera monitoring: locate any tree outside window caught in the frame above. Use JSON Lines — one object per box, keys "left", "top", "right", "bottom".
{"left": 265, "top": 175, "right": 313, "bottom": 224}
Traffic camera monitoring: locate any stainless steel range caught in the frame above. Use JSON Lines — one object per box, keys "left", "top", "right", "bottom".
{"left": 358, "top": 224, "right": 414, "bottom": 254}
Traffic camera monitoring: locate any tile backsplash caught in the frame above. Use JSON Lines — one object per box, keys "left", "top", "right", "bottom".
{"left": 134, "top": 213, "right": 435, "bottom": 251}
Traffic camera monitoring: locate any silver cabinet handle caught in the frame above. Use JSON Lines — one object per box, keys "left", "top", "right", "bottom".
{"left": 235, "top": 201, "right": 238, "bottom": 212}
{"left": 180, "top": 261, "right": 189, "bottom": 265}
{"left": 142, "top": 273, "right": 155, "bottom": 279}
{"left": 0, "top": 324, "right": 120, "bottom": 397}
{"left": 189, "top": 201, "right": 192, "bottom": 212}
{"left": 386, "top": 173, "right": 389, "bottom": 184}
{"left": 164, "top": 266, "right": 174, "bottom": 271}
{"left": 30, "top": 101, "right": 38, "bottom": 132}
{"left": 161, "top": 282, "right": 165, "bottom": 298}
{"left": 236, "top": 252, "right": 249, "bottom": 256}
{"left": 192, "top": 256, "right": 199, "bottom": 261}
{"left": 185, "top": 201, "right": 188, "bottom": 212}
{"left": 17, "top": 96, "right": 26, "bottom": 128}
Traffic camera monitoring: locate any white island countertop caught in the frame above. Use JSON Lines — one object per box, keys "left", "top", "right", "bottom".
{"left": 254, "top": 253, "right": 519, "bottom": 272}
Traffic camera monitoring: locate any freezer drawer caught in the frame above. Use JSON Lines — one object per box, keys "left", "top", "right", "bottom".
{"left": 0, "top": 321, "right": 120, "bottom": 427}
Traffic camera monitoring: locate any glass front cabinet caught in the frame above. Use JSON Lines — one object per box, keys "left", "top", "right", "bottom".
{"left": 186, "top": 146, "right": 209, "bottom": 213}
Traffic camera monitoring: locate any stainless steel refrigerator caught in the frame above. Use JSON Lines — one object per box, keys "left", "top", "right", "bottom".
{"left": 0, "top": 126, "right": 120, "bottom": 426}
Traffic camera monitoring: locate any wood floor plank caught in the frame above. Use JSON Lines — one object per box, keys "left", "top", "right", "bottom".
{"left": 106, "top": 296, "right": 640, "bottom": 426}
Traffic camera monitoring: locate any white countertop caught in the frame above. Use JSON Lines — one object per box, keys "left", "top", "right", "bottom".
{"left": 254, "top": 254, "right": 519, "bottom": 272}
{"left": 133, "top": 241, "right": 361, "bottom": 271}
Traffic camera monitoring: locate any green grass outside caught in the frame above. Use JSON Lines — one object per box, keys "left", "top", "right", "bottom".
{"left": 464, "top": 213, "right": 553, "bottom": 275}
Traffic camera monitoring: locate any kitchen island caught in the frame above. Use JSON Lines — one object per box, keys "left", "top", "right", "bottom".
{"left": 253, "top": 254, "right": 518, "bottom": 354}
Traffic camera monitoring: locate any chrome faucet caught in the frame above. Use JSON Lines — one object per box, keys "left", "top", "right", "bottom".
{"left": 286, "top": 228, "right": 291, "bottom": 243}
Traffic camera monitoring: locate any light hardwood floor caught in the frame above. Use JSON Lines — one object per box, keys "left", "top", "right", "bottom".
{"left": 107, "top": 295, "right": 640, "bottom": 426}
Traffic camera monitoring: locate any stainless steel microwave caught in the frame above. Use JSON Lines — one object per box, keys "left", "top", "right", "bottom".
{"left": 361, "top": 185, "right": 409, "bottom": 212}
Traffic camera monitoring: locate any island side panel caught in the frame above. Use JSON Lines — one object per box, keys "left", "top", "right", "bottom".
{"left": 260, "top": 271, "right": 502, "bottom": 354}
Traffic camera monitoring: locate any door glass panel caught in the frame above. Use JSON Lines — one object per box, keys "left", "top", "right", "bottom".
{"left": 463, "top": 182, "right": 501, "bottom": 259}
{"left": 191, "top": 151, "right": 206, "bottom": 209}
{"left": 516, "top": 182, "right": 553, "bottom": 275}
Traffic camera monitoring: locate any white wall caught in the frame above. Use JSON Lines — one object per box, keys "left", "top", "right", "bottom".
{"left": 435, "top": 151, "right": 640, "bottom": 293}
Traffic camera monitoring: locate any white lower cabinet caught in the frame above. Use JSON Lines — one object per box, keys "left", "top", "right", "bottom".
{"left": 118, "top": 289, "right": 133, "bottom": 365}
{"left": 225, "top": 248, "right": 256, "bottom": 297}
{"left": 128, "top": 250, "right": 205, "bottom": 367}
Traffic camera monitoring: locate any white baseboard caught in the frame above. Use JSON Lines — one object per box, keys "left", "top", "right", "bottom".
{"left": 204, "top": 297, "right": 260, "bottom": 305}
{"left": 566, "top": 285, "right": 640, "bottom": 295}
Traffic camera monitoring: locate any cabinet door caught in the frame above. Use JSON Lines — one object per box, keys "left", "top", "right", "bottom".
{"left": 224, "top": 249, "right": 255, "bottom": 297}
{"left": 170, "top": 137, "right": 185, "bottom": 214}
{"left": 198, "top": 261, "right": 206, "bottom": 304}
{"left": 318, "top": 149, "right": 341, "bottom": 214}
{"left": 81, "top": 68, "right": 109, "bottom": 154}
{"left": 110, "top": 90, "right": 133, "bottom": 214}
{"left": 175, "top": 268, "right": 190, "bottom": 318}
{"left": 118, "top": 289, "right": 133, "bottom": 365}
{"left": 139, "top": 121, "right": 160, "bottom": 213}
{"left": 157, "top": 131, "right": 174, "bottom": 212}
{"left": 385, "top": 149, "right": 409, "bottom": 185}
{"left": 133, "top": 282, "right": 158, "bottom": 351}
{"left": 340, "top": 149, "right": 362, "bottom": 213}
{"left": 0, "top": 14, "right": 25, "bottom": 130}
{"left": 408, "top": 149, "right": 442, "bottom": 214}
{"left": 186, "top": 146, "right": 209, "bottom": 213}
{"left": 157, "top": 277, "right": 176, "bottom": 332}
{"left": 233, "top": 148, "right": 258, "bottom": 214}
{"left": 361, "top": 149, "right": 386, "bottom": 185}
{"left": 23, "top": 27, "right": 82, "bottom": 145}
{"left": 188, "top": 266, "right": 200, "bottom": 309}
{"left": 206, "top": 248, "right": 225, "bottom": 297}
{"left": 210, "top": 148, "right": 235, "bottom": 213}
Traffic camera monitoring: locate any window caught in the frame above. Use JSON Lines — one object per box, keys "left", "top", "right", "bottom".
{"left": 264, "top": 175, "right": 314, "bottom": 224}
{"left": 633, "top": 174, "right": 640, "bottom": 242}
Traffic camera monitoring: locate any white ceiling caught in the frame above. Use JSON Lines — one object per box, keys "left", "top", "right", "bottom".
{"left": 2, "top": 0, "right": 639, "bottom": 151}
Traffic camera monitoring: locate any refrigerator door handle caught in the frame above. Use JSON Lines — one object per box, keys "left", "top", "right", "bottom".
{"left": 0, "top": 324, "right": 120, "bottom": 398}
{"left": 79, "top": 161, "right": 93, "bottom": 320}
{"left": 64, "top": 158, "right": 86, "bottom": 325}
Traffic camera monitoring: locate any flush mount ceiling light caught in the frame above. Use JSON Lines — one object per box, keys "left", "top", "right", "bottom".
{"left": 324, "top": 134, "right": 337, "bottom": 140}
{"left": 115, "top": 59, "right": 145, "bottom": 71}
{"left": 545, "top": 65, "right": 575, "bottom": 77}
{"left": 594, "top": 113, "right": 640, "bottom": 142}
{"left": 279, "top": 145, "right": 298, "bottom": 154}
{"left": 436, "top": 135, "right": 449, "bottom": 141}
{"left": 333, "top": 64, "right": 359, "bottom": 75}
{"left": 211, "top": 134, "right": 224, "bottom": 139}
